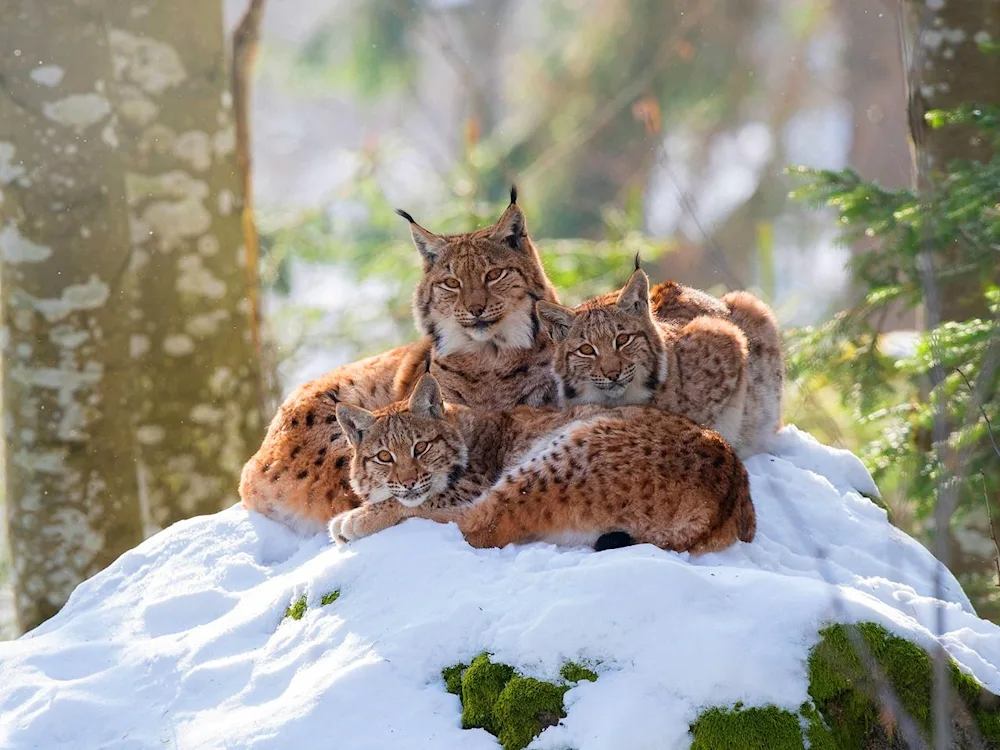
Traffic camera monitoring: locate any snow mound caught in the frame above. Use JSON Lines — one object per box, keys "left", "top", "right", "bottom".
{"left": 3, "top": 427, "right": 999, "bottom": 749}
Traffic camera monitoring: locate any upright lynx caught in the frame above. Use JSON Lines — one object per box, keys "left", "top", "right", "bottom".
{"left": 240, "top": 188, "right": 561, "bottom": 533}
{"left": 329, "top": 374, "right": 756, "bottom": 553}
{"left": 538, "top": 268, "right": 780, "bottom": 456}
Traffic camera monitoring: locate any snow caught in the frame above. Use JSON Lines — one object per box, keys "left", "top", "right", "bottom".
{"left": 2, "top": 426, "right": 999, "bottom": 749}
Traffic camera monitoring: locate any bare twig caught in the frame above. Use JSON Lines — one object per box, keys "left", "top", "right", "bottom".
{"left": 981, "top": 473, "right": 1000, "bottom": 587}
{"left": 956, "top": 366, "right": 1000, "bottom": 461}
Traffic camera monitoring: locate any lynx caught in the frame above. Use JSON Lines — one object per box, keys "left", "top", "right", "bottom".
{"left": 585, "top": 269, "right": 785, "bottom": 453}
{"left": 328, "top": 374, "right": 755, "bottom": 554}
{"left": 536, "top": 268, "right": 759, "bottom": 454}
{"left": 650, "top": 280, "right": 784, "bottom": 454}
{"left": 240, "top": 188, "right": 561, "bottom": 533}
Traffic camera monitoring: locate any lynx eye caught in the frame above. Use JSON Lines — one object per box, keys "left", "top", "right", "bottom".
{"left": 413, "top": 440, "right": 429, "bottom": 456}
{"left": 615, "top": 333, "right": 634, "bottom": 348}
{"left": 485, "top": 268, "right": 506, "bottom": 283}
{"left": 577, "top": 343, "right": 597, "bottom": 357}
{"left": 375, "top": 450, "right": 394, "bottom": 464}
{"left": 442, "top": 277, "right": 461, "bottom": 290}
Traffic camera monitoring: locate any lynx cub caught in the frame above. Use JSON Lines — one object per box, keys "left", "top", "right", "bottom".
{"left": 240, "top": 188, "right": 561, "bottom": 533}
{"left": 329, "top": 374, "right": 755, "bottom": 553}
{"left": 536, "top": 268, "right": 762, "bottom": 454}
{"left": 650, "top": 280, "right": 784, "bottom": 456}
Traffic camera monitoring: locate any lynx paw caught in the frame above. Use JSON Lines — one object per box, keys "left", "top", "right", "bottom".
{"left": 328, "top": 507, "right": 372, "bottom": 544}
{"left": 328, "top": 512, "right": 351, "bottom": 544}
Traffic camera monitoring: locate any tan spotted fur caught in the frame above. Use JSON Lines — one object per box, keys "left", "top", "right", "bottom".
{"left": 537, "top": 269, "right": 758, "bottom": 454}
{"left": 240, "top": 189, "right": 560, "bottom": 533}
{"left": 329, "top": 374, "right": 755, "bottom": 553}
{"left": 588, "top": 273, "right": 785, "bottom": 453}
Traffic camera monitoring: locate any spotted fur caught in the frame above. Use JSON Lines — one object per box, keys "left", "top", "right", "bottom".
{"left": 537, "top": 269, "right": 753, "bottom": 454}
{"left": 329, "top": 374, "right": 755, "bottom": 554}
{"left": 407, "top": 191, "right": 561, "bottom": 410}
{"left": 240, "top": 188, "right": 561, "bottom": 532}
{"left": 589, "top": 274, "right": 784, "bottom": 454}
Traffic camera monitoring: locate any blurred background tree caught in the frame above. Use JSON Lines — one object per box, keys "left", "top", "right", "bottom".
{"left": 1, "top": 0, "right": 264, "bottom": 633}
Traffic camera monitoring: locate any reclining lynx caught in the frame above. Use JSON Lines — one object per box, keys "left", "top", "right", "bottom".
{"left": 537, "top": 268, "right": 780, "bottom": 456}
{"left": 329, "top": 374, "right": 756, "bottom": 553}
{"left": 240, "top": 188, "right": 561, "bottom": 533}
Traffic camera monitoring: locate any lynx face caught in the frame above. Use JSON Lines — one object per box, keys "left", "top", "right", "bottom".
{"left": 537, "top": 269, "right": 667, "bottom": 406}
{"left": 336, "top": 375, "right": 467, "bottom": 508}
{"left": 404, "top": 188, "right": 556, "bottom": 356}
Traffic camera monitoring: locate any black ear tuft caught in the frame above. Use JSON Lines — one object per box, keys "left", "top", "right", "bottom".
{"left": 509, "top": 184, "right": 518, "bottom": 205}
{"left": 395, "top": 208, "right": 416, "bottom": 224}
{"left": 634, "top": 252, "right": 642, "bottom": 272}
{"left": 423, "top": 350, "right": 432, "bottom": 374}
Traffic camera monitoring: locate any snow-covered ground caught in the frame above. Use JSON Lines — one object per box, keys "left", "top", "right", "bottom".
{"left": 2, "top": 426, "right": 998, "bottom": 749}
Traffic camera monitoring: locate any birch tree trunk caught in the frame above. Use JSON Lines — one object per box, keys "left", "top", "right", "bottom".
{"left": 108, "top": 1, "right": 264, "bottom": 532}
{"left": 902, "top": 0, "right": 1000, "bottom": 322}
{"left": 0, "top": 1, "right": 143, "bottom": 632}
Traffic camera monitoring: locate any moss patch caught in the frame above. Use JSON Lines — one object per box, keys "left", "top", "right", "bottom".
{"left": 808, "top": 621, "right": 1000, "bottom": 748}
{"left": 461, "top": 654, "right": 516, "bottom": 734}
{"left": 320, "top": 590, "right": 340, "bottom": 606}
{"left": 442, "top": 663, "right": 467, "bottom": 697}
{"left": 690, "top": 704, "right": 804, "bottom": 750}
{"left": 442, "top": 654, "right": 596, "bottom": 749}
{"left": 560, "top": 662, "right": 598, "bottom": 683}
{"left": 692, "top": 621, "right": 1000, "bottom": 749}
{"left": 284, "top": 596, "right": 307, "bottom": 621}
{"left": 494, "top": 677, "right": 569, "bottom": 750}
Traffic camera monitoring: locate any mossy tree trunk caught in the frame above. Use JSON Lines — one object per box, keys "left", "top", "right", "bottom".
{"left": 0, "top": 1, "right": 144, "bottom": 632}
{"left": 902, "top": 0, "right": 1000, "bottom": 322}
{"left": 108, "top": 0, "right": 265, "bottom": 532}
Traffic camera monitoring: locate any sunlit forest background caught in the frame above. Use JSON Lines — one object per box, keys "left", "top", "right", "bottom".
{"left": 2, "top": 0, "right": 998, "bottom": 636}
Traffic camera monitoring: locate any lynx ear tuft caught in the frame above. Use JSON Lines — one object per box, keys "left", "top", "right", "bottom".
{"left": 509, "top": 183, "right": 518, "bottom": 205}
{"left": 408, "top": 374, "right": 444, "bottom": 420}
{"left": 536, "top": 300, "right": 576, "bottom": 342}
{"left": 617, "top": 268, "right": 651, "bottom": 318}
{"left": 336, "top": 403, "right": 376, "bottom": 448}
{"left": 398, "top": 211, "right": 448, "bottom": 266}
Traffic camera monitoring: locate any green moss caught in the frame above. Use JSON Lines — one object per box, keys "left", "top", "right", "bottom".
{"left": 689, "top": 704, "right": 804, "bottom": 750}
{"left": 320, "top": 590, "right": 340, "bottom": 606}
{"left": 494, "top": 677, "right": 569, "bottom": 750}
{"left": 808, "top": 621, "right": 1000, "bottom": 748}
{"left": 860, "top": 491, "right": 893, "bottom": 523}
{"left": 461, "top": 653, "right": 516, "bottom": 734}
{"left": 687, "top": 621, "right": 1000, "bottom": 749}
{"left": 442, "top": 663, "right": 467, "bottom": 697}
{"left": 450, "top": 655, "right": 591, "bottom": 748}
{"left": 284, "top": 596, "right": 307, "bottom": 621}
{"left": 560, "top": 662, "right": 598, "bottom": 683}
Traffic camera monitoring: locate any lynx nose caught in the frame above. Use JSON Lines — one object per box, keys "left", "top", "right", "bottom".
{"left": 467, "top": 303, "right": 485, "bottom": 318}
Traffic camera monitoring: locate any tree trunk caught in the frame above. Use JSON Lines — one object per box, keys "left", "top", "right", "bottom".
{"left": 902, "top": 0, "right": 1000, "bottom": 322}
{"left": 0, "top": 1, "right": 143, "bottom": 631}
{"left": 901, "top": 0, "right": 1000, "bottom": 626}
{"left": 108, "top": 0, "right": 265, "bottom": 532}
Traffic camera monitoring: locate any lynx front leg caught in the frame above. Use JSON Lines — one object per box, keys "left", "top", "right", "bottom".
{"left": 329, "top": 502, "right": 415, "bottom": 543}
